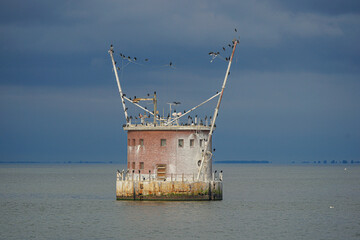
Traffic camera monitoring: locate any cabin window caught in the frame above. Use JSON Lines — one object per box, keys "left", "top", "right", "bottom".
{"left": 199, "top": 139, "right": 203, "bottom": 147}
{"left": 132, "top": 139, "right": 136, "bottom": 146}
{"left": 190, "top": 139, "right": 194, "bottom": 147}
{"left": 161, "top": 139, "right": 166, "bottom": 146}
{"left": 132, "top": 162, "right": 135, "bottom": 169}
{"left": 178, "top": 139, "right": 184, "bottom": 148}
{"left": 140, "top": 139, "right": 144, "bottom": 146}
{"left": 139, "top": 162, "right": 144, "bottom": 170}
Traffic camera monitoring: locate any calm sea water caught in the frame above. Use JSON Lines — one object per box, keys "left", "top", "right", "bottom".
{"left": 0, "top": 164, "right": 359, "bottom": 240}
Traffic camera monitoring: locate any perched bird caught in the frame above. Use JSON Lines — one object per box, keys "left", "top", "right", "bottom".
{"left": 117, "top": 67, "right": 120, "bottom": 70}
{"left": 169, "top": 61, "right": 173, "bottom": 66}
{"left": 134, "top": 57, "right": 137, "bottom": 61}
{"left": 222, "top": 47, "right": 226, "bottom": 51}
{"left": 147, "top": 93, "right": 150, "bottom": 96}
{"left": 228, "top": 44, "right": 231, "bottom": 47}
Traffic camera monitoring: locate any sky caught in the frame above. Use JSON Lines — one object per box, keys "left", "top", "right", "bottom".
{"left": 0, "top": 0, "right": 359, "bottom": 163}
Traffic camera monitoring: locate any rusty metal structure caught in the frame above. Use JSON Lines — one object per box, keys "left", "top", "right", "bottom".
{"left": 110, "top": 39, "right": 238, "bottom": 200}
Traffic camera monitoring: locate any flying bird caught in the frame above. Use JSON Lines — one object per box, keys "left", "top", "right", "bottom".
{"left": 169, "top": 62, "right": 173, "bottom": 66}
{"left": 222, "top": 47, "right": 226, "bottom": 51}
{"left": 145, "top": 58, "right": 149, "bottom": 61}
{"left": 235, "top": 28, "right": 237, "bottom": 32}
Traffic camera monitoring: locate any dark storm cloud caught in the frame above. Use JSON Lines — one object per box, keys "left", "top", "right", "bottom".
{"left": 0, "top": 0, "right": 359, "bottom": 162}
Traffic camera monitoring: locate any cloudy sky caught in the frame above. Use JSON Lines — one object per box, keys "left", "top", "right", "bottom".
{"left": 1, "top": 0, "right": 359, "bottom": 163}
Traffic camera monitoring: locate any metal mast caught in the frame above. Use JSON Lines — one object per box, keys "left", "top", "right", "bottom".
{"left": 108, "top": 45, "right": 129, "bottom": 122}
{"left": 197, "top": 39, "right": 238, "bottom": 180}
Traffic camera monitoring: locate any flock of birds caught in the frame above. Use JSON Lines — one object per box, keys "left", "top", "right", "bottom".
{"left": 110, "top": 28, "right": 240, "bottom": 130}
{"left": 110, "top": 28, "right": 239, "bottom": 71}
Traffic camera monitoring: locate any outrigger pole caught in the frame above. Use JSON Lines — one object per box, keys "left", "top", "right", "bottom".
{"left": 109, "top": 46, "right": 129, "bottom": 123}
{"left": 197, "top": 39, "right": 239, "bottom": 181}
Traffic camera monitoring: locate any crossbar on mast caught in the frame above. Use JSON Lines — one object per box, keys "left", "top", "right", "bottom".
{"left": 164, "top": 92, "right": 221, "bottom": 126}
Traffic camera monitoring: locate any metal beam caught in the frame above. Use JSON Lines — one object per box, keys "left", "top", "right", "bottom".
{"left": 197, "top": 39, "right": 239, "bottom": 180}
{"left": 108, "top": 46, "right": 129, "bottom": 122}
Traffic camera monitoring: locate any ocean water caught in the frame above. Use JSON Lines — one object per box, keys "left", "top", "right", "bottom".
{"left": 0, "top": 164, "right": 359, "bottom": 240}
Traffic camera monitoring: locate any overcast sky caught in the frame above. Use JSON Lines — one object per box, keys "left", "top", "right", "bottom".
{"left": 1, "top": 0, "right": 359, "bottom": 163}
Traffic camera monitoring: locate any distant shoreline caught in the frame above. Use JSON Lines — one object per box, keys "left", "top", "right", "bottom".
{"left": 0, "top": 160, "right": 359, "bottom": 165}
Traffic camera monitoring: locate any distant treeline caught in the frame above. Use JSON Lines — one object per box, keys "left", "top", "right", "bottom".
{"left": 214, "top": 160, "right": 270, "bottom": 164}
{"left": 295, "top": 160, "right": 360, "bottom": 164}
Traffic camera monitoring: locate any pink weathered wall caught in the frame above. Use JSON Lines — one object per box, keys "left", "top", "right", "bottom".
{"left": 127, "top": 130, "right": 211, "bottom": 178}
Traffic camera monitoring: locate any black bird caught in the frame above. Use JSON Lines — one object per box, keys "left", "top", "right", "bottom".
{"left": 114, "top": 61, "right": 117, "bottom": 65}
{"left": 173, "top": 101, "right": 181, "bottom": 104}
{"left": 213, "top": 148, "right": 216, "bottom": 152}
{"left": 217, "top": 52, "right": 219, "bottom": 55}
{"left": 228, "top": 71, "right": 230, "bottom": 75}
{"left": 235, "top": 28, "right": 237, "bottom": 32}
{"left": 134, "top": 57, "right": 137, "bottom": 61}
{"left": 145, "top": 58, "right": 149, "bottom": 61}
{"left": 123, "top": 94, "right": 126, "bottom": 97}
{"left": 128, "top": 56, "right": 131, "bottom": 59}
{"left": 169, "top": 61, "right": 173, "bottom": 66}
{"left": 145, "top": 107, "right": 147, "bottom": 109}
{"left": 209, "top": 51, "right": 214, "bottom": 55}
{"left": 125, "top": 107, "right": 128, "bottom": 111}
{"left": 129, "top": 97, "right": 132, "bottom": 100}
{"left": 184, "top": 110, "right": 186, "bottom": 113}
{"left": 147, "top": 93, "right": 150, "bottom": 96}
{"left": 228, "top": 44, "right": 231, "bottom": 47}
{"left": 134, "top": 96, "right": 136, "bottom": 99}
{"left": 222, "top": 47, "right": 226, "bottom": 51}
{"left": 119, "top": 53, "right": 123, "bottom": 57}
{"left": 117, "top": 67, "right": 120, "bottom": 70}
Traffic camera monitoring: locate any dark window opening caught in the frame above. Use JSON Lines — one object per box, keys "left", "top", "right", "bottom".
{"left": 161, "top": 139, "right": 166, "bottom": 146}
{"left": 178, "top": 139, "right": 184, "bottom": 147}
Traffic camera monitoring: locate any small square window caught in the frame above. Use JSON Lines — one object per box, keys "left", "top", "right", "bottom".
{"left": 178, "top": 139, "right": 184, "bottom": 147}
{"left": 139, "top": 162, "right": 144, "bottom": 170}
{"left": 140, "top": 139, "right": 144, "bottom": 146}
{"left": 190, "top": 139, "right": 194, "bottom": 147}
{"left": 199, "top": 139, "right": 203, "bottom": 147}
{"left": 161, "top": 139, "right": 166, "bottom": 146}
{"left": 132, "top": 139, "right": 135, "bottom": 146}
